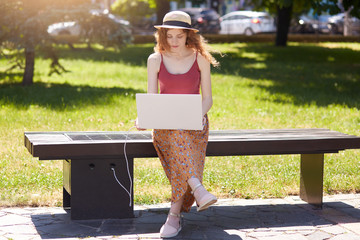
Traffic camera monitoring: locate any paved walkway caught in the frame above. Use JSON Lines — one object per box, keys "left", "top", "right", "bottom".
{"left": 1, "top": 194, "right": 360, "bottom": 240}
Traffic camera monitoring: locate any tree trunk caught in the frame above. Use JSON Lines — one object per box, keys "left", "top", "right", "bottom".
{"left": 275, "top": 3, "right": 293, "bottom": 47}
{"left": 22, "top": 47, "right": 35, "bottom": 86}
{"left": 344, "top": 10, "right": 352, "bottom": 36}
{"left": 155, "top": 0, "right": 170, "bottom": 25}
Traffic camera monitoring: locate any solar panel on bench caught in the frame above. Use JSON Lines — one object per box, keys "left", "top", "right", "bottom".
{"left": 65, "top": 133, "right": 151, "bottom": 141}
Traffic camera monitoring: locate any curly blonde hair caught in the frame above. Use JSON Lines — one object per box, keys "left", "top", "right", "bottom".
{"left": 154, "top": 28, "right": 219, "bottom": 67}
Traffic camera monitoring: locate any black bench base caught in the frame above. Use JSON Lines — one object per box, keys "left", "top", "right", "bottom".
{"left": 63, "top": 158, "right": 134, "bottom": 220}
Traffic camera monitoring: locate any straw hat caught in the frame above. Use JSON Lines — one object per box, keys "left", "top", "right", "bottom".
{"left": 154, "top": 11, "right": 198, "bottom": 32}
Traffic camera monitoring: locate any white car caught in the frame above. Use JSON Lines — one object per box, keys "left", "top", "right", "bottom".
{"left": 47, "top": 10, "right": 131, "bottom": 42}
{"left": 47, "top": 21, "right": 81, "bottom": 37}
{"left": 220, "top": 11, "right": 276, "bottom": 35}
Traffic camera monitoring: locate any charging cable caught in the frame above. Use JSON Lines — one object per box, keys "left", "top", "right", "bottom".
{"left": 111, "top": 126, "right": 136, "bottom": 207}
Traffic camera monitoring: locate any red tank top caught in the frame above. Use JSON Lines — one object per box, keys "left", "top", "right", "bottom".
{"left": 158, "top": 53, "right": 201, "bottom": 94}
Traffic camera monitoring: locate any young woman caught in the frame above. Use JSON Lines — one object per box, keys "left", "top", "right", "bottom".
{"left": 136, "top": 10, "right": 219, "bottom": 238}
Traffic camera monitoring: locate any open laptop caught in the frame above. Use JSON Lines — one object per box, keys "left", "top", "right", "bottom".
{"left": 136, "top": 93, "right": 203, "bottom": 130}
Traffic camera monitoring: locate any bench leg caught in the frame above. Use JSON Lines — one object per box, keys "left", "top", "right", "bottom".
{"left": 299, "top": 154, "right": 324, "bottom": 207}
{"left": 63, "top": 187, "right": 71, "bottom": 209}
{"left": 63, "top": 160, "right": 71, "bottom": 209}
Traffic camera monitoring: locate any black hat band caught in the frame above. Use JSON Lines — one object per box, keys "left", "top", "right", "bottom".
{"left": 163, "top": 20, "right": 192, "bottom": 29}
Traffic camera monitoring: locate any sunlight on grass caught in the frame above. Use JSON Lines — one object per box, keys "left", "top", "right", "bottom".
{"left": 242, "top": 63, "right": 267, "bottom": 69}
{"left": 313, "top": 42, "right": 360, "bottom": 50}
{"left": 1, "top": 42, "right": 360, "bottom": 206}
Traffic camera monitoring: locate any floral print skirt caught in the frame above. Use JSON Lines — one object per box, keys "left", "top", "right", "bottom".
{"left": 152, "top": 115, "right": 209, "bottom": 212}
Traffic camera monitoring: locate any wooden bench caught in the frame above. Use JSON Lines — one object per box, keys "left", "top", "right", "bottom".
{"left": 24, "top": 128, "right": 360, "bottom": 220}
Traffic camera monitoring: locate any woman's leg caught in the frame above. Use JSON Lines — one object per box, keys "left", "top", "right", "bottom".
{"left": 188, "top": 177, "right": 205, "bottom": 199}
{"left": 160, "top": 196, "right": 184, "bottom": 237}
{"left": 188, "top": 177, "right": 217, "bottom": 211}
{"left": 166, "top": 195, "right": 184, "bottom": 227}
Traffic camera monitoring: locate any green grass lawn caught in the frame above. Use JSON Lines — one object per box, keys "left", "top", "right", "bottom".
{"left": 0, "top": 42, "right": 359, "bottom": 207}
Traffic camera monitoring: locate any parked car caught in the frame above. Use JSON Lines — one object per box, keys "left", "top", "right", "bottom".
{"left": 290, "top": 14, "right": 331, "bottom": 34}
{"left": 327, "top": 13, "right": 360, "bottom": 35}
{"left": 47, "top": 10, "right": 131, "bottom": 42}
{"left": 47, "top": 21, "right": 81, "bottom": 40}
{"left": 219, "top": 11, "right": 276, "bottom": 35}
{"left": 179, "top": 8, "right": 221, "bottom": 34}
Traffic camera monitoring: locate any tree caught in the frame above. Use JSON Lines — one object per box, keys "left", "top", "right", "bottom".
{"left": 0, "top": 0, "right": 86, "bottom": 85}
{"left": 252, "top": 0, "right": 359, "bottom": 46}
{"left": 21, "top": 1, "right": 54, "bottom": 86}
{"left": 112, "top": 0, "right": 154, "bottom": 25}
{"left": 111, "top": 0, "right": 170, "bottom": 27}
{"left": 275, "top": 2, "right": 293, "bottom": 46}
{"left": 0, "top": 0, "right": 132, "bottom": 86}
{"left": 338, "top": 0, "right": 360, "bottom": 36}
{"left": 155, "top": 0, "right": 170, "bottom": 25}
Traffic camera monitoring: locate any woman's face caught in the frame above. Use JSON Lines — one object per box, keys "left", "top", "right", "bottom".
{"left": 166, "top": 29, "right": 187, "bottom": 52}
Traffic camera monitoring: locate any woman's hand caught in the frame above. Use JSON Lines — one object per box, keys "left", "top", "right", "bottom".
{"left": 202, "top": 116, "right": 206, "bottom": 128}
{"left": 135, "top": 117, "right": 146, "bottom": 131}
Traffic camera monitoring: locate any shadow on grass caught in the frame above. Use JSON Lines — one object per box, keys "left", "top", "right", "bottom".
{"left": 51, "top": 44, "right": 154, "bottom": 66}
{"left": 0, "top": 82, "right": 143, "bottom": 110}
{"left": 2, "top": 43, "right": 359, "bottom": 109}
{"left": 0, "top": 72, "right": 24, "bottom": 83}
{"left": 214, "top": 44, "right": 360, "bottom": 108}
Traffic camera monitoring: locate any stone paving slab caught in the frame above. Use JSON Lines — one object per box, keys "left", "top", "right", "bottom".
{"left": 0, "top": 194, "right": 360, "bottom": 239}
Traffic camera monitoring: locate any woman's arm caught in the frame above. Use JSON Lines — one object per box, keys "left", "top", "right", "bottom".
{"left": 135, "top": 53, "right": 161, "bottom": 130}
{"left": 147, "top": 53, "right": 161, "bottom": 94}
{"left": 198, "top": 53, "right": 213, "bottom": 117}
